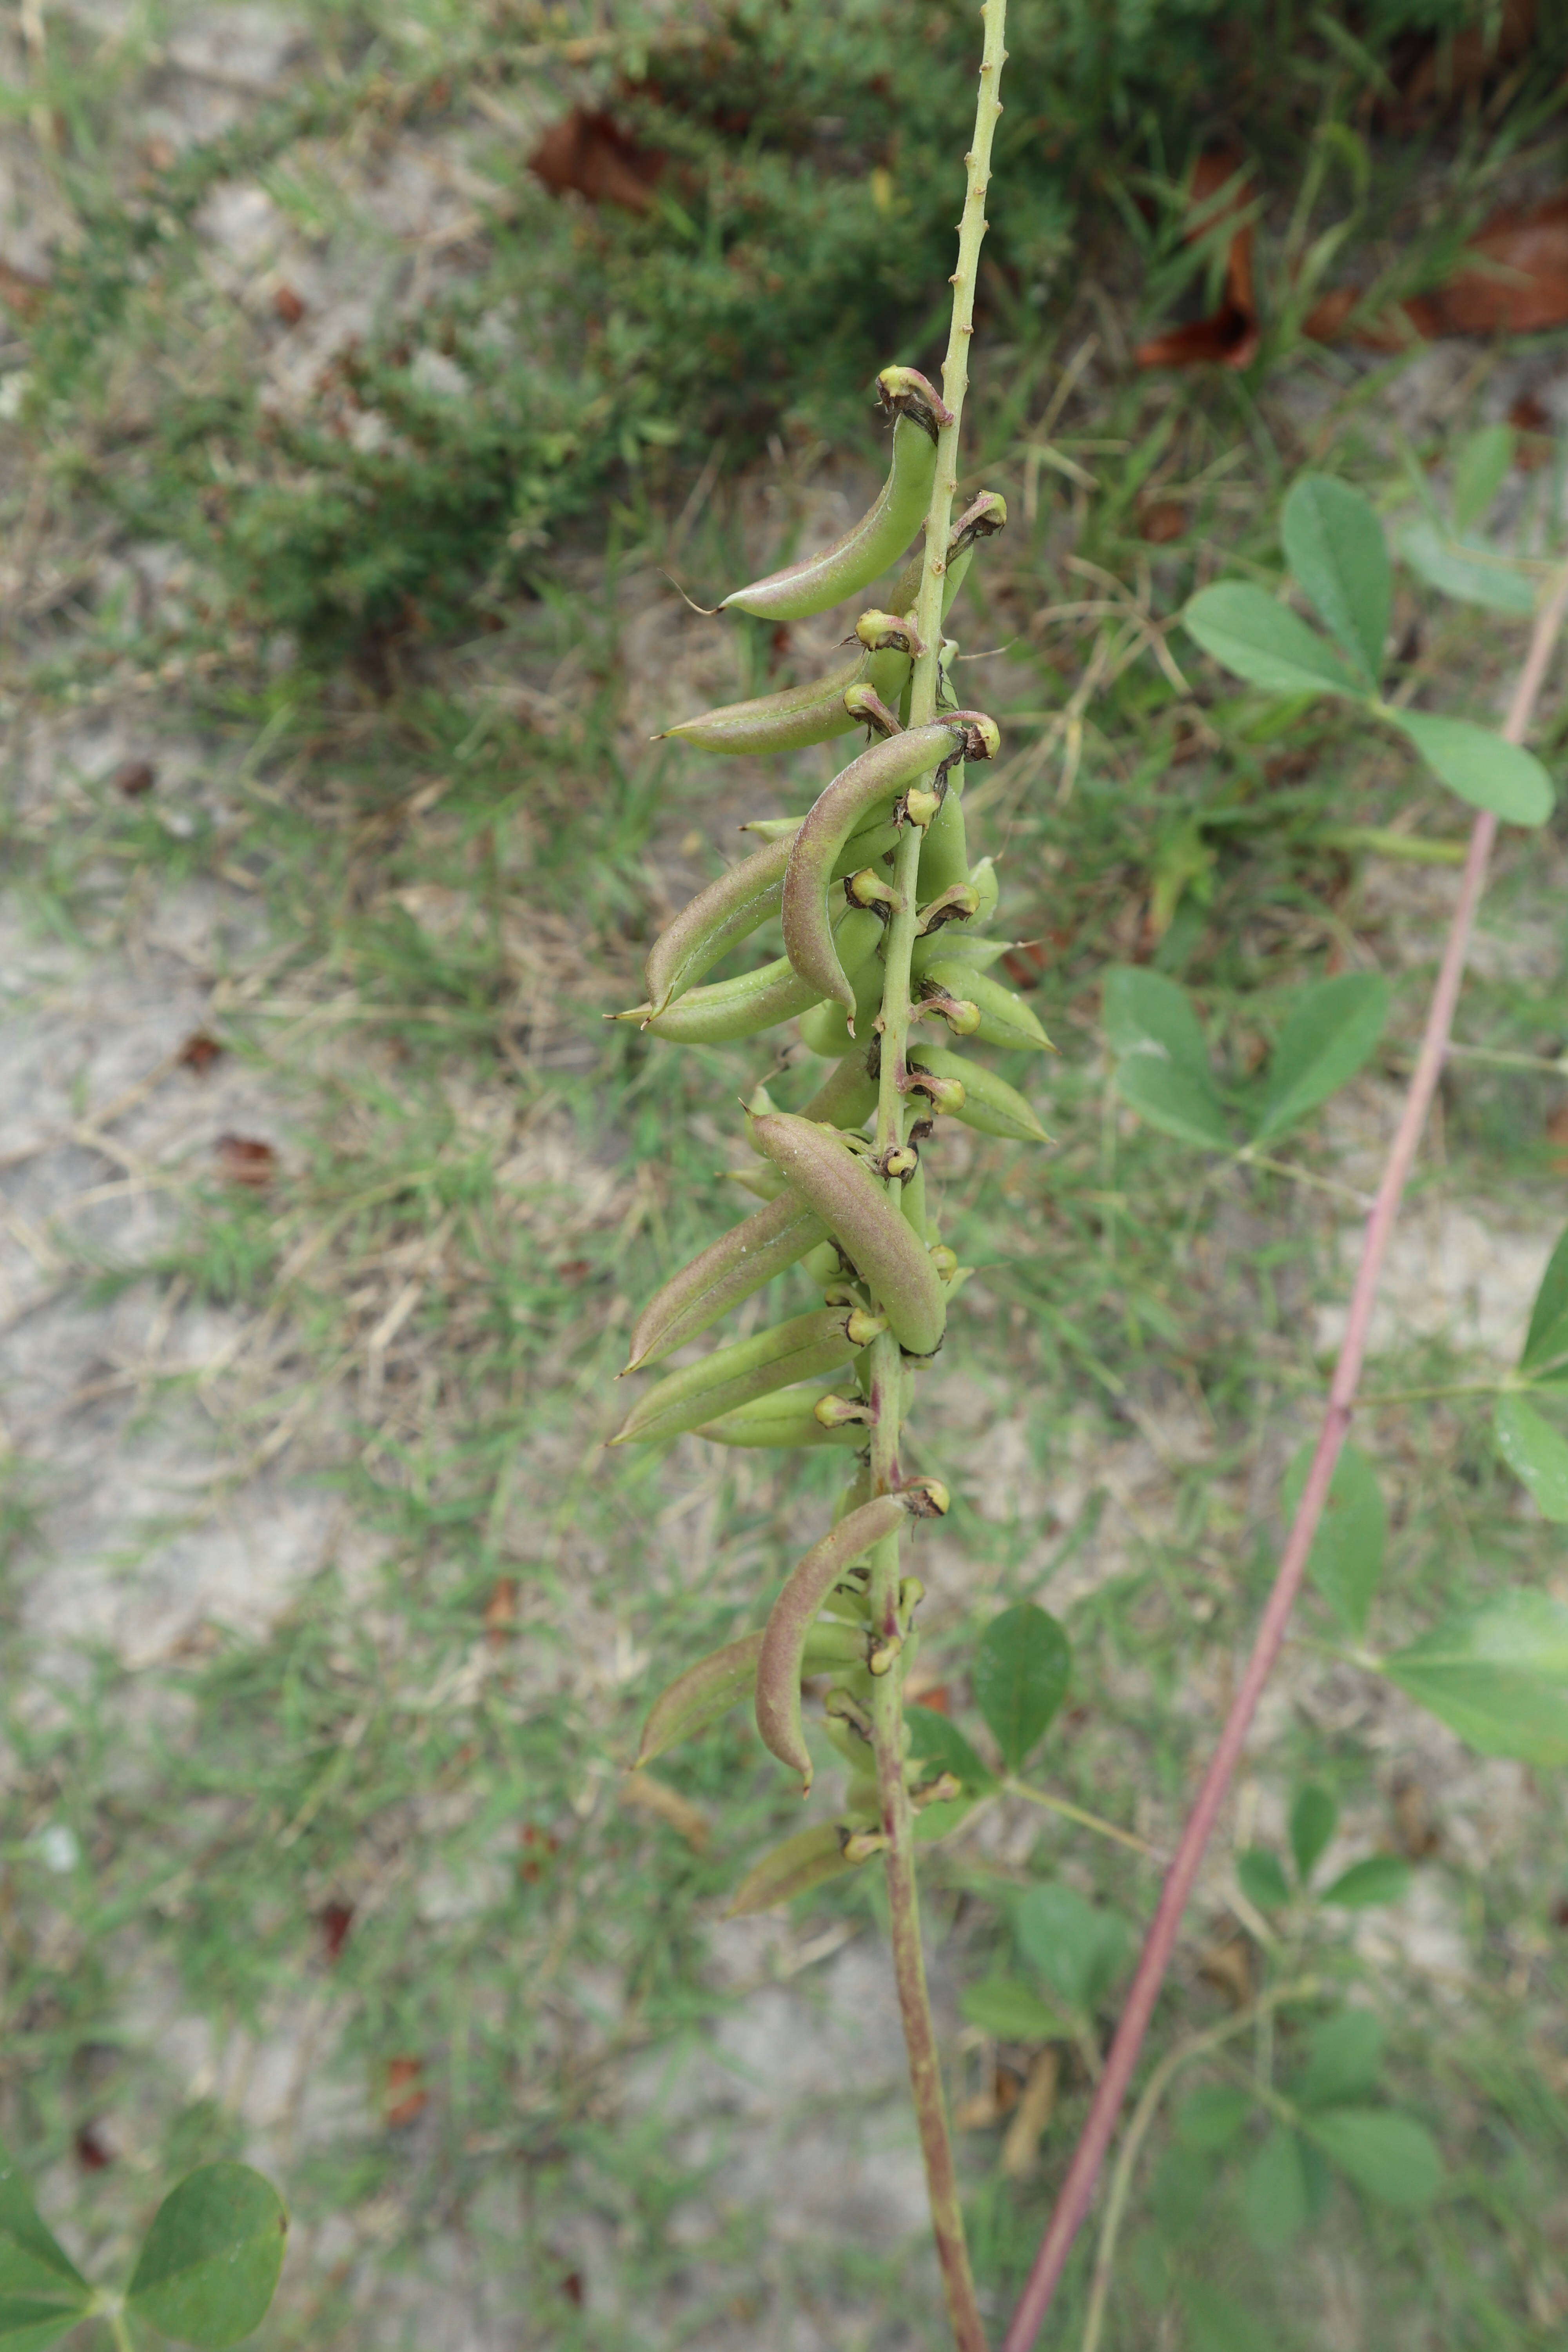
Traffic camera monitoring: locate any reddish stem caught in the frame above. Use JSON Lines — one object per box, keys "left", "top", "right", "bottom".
{"left": 1002, "top": 573, "right": 1568, "bottom": 2352}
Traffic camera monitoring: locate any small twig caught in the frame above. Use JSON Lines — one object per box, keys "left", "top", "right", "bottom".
{"left": 1005, "top": 1777, "right": 1156, "bottom": 1858}
{"left": 1076, "top": 1979, "right": 1321, "bottom": 2352}
{"left": 1003, "top": 569, "right": 1568, "bottom": 2352}
{"left": 1235, "top": 1147, "right": 1375, "bottom": 1209}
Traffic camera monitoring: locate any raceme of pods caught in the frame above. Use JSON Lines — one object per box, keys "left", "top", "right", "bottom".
{"left": 619, "top": 12, "right": 1019, "bottom": 2341}
{"left": 620, "top": 339, "right": 1052, "bottom": 1920}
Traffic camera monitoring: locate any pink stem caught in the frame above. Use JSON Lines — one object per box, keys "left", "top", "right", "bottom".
{"left": 1002, "top": 573, "right": 1568, "bottom": 2352}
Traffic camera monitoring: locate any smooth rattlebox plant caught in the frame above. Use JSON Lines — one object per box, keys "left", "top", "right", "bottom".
{"left": 615, "top": 7, "right": 1016, "bottom": 2340}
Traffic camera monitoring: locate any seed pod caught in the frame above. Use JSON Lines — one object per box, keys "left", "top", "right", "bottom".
{"left": 727, "top": 1820, "right": 868, "bottom": 1916}
{"left": 626, "top": 1191, "right": 828, "bottom": 1373}
{"left": 906, "top": 1066, "right": 967, "bottom": 1117}
{"left": 613, "top": 1307, "right": 862, "bottom": 1446}
{"left": 798, "top": 1052, "right": 880, "bottom": 1132}
{"left": 725, "top": 1162, "right": 787, "bottom": 1203}
{"left": 751, "top": 1112, "right": 947, "bottom": 1356}
{"left": 757, "top": 1483, "right": 949, "bottom": 1789}
{"left": 842, "top": 683, "right": 904, "bottom": 741}
{"left": 783, "top": 715, "right": 998, "bottom": 1020}
{"left": 814, "top": 1391, "right": 875, "bottom": 1428}
{"left": 662, "top": 615, "right": 915, "bottom": 757}
{"left": 798, "top": 936, "right": 886, "bottom": 1058}
{"left": 630, "top": 909, "right": 881, "bottom": 1045}
{"left": 720, "top": 367, "right": 953, "bottom": 621}
{"left": 920, "top": 963, "right": 1053, "bottom": 1053}
{"left": 637, "top": 1620, "right": 864, "bottom": 1766}
{"left": 643, "top": 834, "right": 791, "bottom": 1015}
{"left": 886, "top": 488, "right": 1008, "bottom": 620}
{"left": 910, "top": 929, "right": 1015, "bottom": 978}
{"left": 915, "top": 880, "right": 980, "bottom": 936}
{"left": 740, "top": 814, "right": 903, "bottom": 876}
{"left": 844, "top": 866, "right": 903, "bottom": 912}
{"left": 909, "top": 1046, "right": 1050, "bottom": 1144}
{"left": 695, "top": 1386, "right": 870, "bottom": 1449}
{"left": 969, "top": 855, "right": 1000, "bottom": 926}
{"left": 854, "top": 607, "right": 925, "bottom": 661}
{"left": 916, "top": 987, "right": 982, "bottom": 1037}
{"left": 918, "top": 776, "right": 970, "bottom": 898}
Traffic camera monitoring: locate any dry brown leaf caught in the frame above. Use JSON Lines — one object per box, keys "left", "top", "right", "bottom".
{"left": 1198, "top": 1934, "right": 1253, "bottom": 2007}
{"left": 215, "top": 1134, "right": 277, "bottom": 1187}
{"left": 177, "top": 1032, "right": 223, "bottom": 1074}
{"left": 1309, "top": 194, "right": 1568, "bottom": 349}
{"left": 1136, "top": 152, "right": 1259, "bottom": 371}
{"left": 483, "top": 1575, "right": 518, "bottom": 1644}
{"left": 530, "top": 107, "right": 665, "bottom": 214}
{"left": 111, "top": 759, "right": 156, "bottom": 798}
{"left": 620, "top": 1769, "right": 711, "bottom": 1850}
{"left": 1139, "top": 498, "right": 1188, "bottom": 543}
{"left": 1000, "top": 2047, "right": 1062, "bottom": 2178}
{"left": 385, "top": 2056, "right": 428, "bottom": 2126}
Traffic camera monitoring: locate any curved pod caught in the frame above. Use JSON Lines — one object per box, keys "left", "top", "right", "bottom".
{"left": 637, "top": 1620, "right": 864, "bottom": 1767}
{"left": 625, "top": 1191, "right": 828, "bottom": 1373}
{"left": 613, "top": 1306, "right": 862, "bottom": 1446}
{"left": 645, "top": 834, "right": 792, "bottom": 1015}
{"left": 751, "top": 1112, "right": 947, "bottom": 1356}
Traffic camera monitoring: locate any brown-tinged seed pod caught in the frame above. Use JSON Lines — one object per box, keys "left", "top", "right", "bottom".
{"left": 877, "top": 1143, "right": 920, "bottom": 1182}
{"left": 916, "top": 987, "right": 982, "bottom": 1037}
{"left": 644, "top": 834, "right": 791, "bottom": 1015}
{"left": 727, "top": 1820, "right": 867, "bottom": 1916}
{"left": 751, "top": 1112, "right": 948, "bottom": 1356}
{"left": 613, "top": 1307, "right": 863, "bottom": 1446}
{"left": 783, "top": 716, "right": 996, "bottom": 1021}
{"left": 909, "top": 1046, "right": 1051, "bottom": 1144}
{"left": 755, "top": 1491, "right": 918, "bottom": 1789}
{"left": 637, "top": 1620, "right": 864, "bottom": 1766}
{"left": 625, "top": 1191, "right": 828, "bottom": 1373}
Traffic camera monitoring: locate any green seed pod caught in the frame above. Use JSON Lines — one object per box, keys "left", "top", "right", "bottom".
{"left": 783, "top": 715, "right": 997, "bottom": 1021}
{"left": 757, "top": 1483, "right": 948, "bottom": 1789}
{"left": 798, "top": 1052, "right": 880, "bottom": 1132}
{"left": 854, "top": 607, "right": 925, "bottom": 661}
{"left": 633, "top": 910, "right": 883, "bottom": 1046}
{"left": 909, "top": 1046, "right": 1050, "bottom": 1144}
{"left": 719, "top": 367, "right": 953, "bottom": 621}
{"left": 694, "top": 1385, "right": 869, "bottom": 1449}
{"left": 920, "top": 963, "right": 1053, "bottom": 1053}
{"left": 802, "top": 1239, "right": 841, "bottom": 1285}
{"left": 739, "top": 812, "right": 902, "bottom": 868}
{"left": 637, "top": 1619, "right": 864, "bottom": 1766}
{"left": 918, "top": 776, "right": 970, "bottom": 899}
{"left": 644, "top": 834, "right": 792, "bottom": 1015}
{"left": 907, "top": 1066, "right": 967, "bottom": 1116}
{"left": 969, "top": 854, "right": 1000, "bottom": 926}
{"left": 661, "top": 611, "right": 916, "bottom": 757}
{"left": 886, "top": 487, "right": 1009, "bottom": 620}
{"left": 909, "top": 930, "right": 1015, "bottom": 978}
{"left": 799, "top": 939, "right": 885, "bottom": 1058}
{"left": 751, "top": 1112, "right": 948, "bottom": 1356}
{"left": 842, "top": 683, "right": 905, "bottom": 741}
{"left": 612, "top": 1307, "right": 862, "bottom": 1446}
{"left": 727, "top": 1820, "right": 868, "bottom": 1916}
{"left": 626, "top": 1191, "right": 828, "bottom": 1374}
{"left": 726, "top": 1162, "right": 788, "bottom": 1203}
{"left": 917, "top": 989, "right": 982, "bottom": 1038}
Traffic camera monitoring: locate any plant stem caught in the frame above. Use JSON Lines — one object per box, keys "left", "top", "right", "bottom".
{"left": 1002, "top": 571, "right": 1568, "bottom": 2352}
{"left": 1075, "top": 1980, "right": 1320, "bottom": 2352}
{"left": 862, "top": 9, "right": 1008, "bottom": 2349}
{"left": 1005, "top": 1777, "right": 1156, "bottom": 1858}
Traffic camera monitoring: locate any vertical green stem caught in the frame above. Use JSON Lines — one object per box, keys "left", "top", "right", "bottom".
{"left": 863, "top": 7, "right": 1008, "bottom": 2348}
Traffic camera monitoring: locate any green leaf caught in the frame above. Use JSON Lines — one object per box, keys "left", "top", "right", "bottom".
{"left": 1293, "top": 2009, "right": 1385, "bottom": 2110}
{"left": 1319, "top": 1855, "right": 1412, "bottom": 1909}
{"left": 1393, "top": 711, "right": 1553, "bottom": 827}
{"left": 1397, "top": 518, "right": 1537, "bottom": 614}
{"left": 1305, "top": 2108, "right": 1442, "bottom": 2209}
{"left": 1451, "top": 423, "right": 1516, "bottom": 534}
{"left": 1281, "top": 1442, "right": 1385, "bottom": 1639}
{"left": 1015, "top": 1882, "right": 1128, "bottom": 2014}
{"left": 1382, "top": 1588, "right": 1568, "bottom": 1765}
{"left": 1253, "top": 972, "right": 1389, "bottom": 1143}
{"left": 973, "top": 1603, "right": 1071, "bottom": 1772}
{"left": 1240, "top": 2124, "right": 1310, "bottom": 2250}
{"left": 1281, "top": 475, "right": 1390, "bottom": 687}
{"left": 1174, "top": 2085, "right": 1253, "bottom": 2152}
{"left": 1521, "top": 1223, "right": 1568, "bottom": 1373}
{"left": 127, "top": 2163, "right": 287, "bottom": 2350}
{"left": 1179, "top": 2279, "right": 1276, "bottom": 2352}
{"left": 1101, "top": 967, "right": 1211, "bottom": 1076}
{"left": 1289, "top": 1784, "right": 1338, "bottom": 1886}
{"left": 1114, "top": 1053, "right": 1234, "bottom": 1151}
{"left": 1183, "top": 583, "right": 1362, "bottom": 700}
{"left": 905, "top": 1704, "right": 992, "bottom": 1840}
{"left": 958, "top": 1975, "right": 1061, "bottom": 2042}
{"left": 1236, "top": 1847, "right": 1291, "bottom": 1912}
{"left": 0, "top": 2150, "right": 91, "bottom": 2351}
{"left": 1494, "top": 1394, "right": 1568, "bottom": 1521}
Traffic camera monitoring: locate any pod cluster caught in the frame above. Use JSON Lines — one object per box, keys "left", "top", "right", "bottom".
{"left": 617, "top": 368, "right": 1053, "bottom": 1834}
